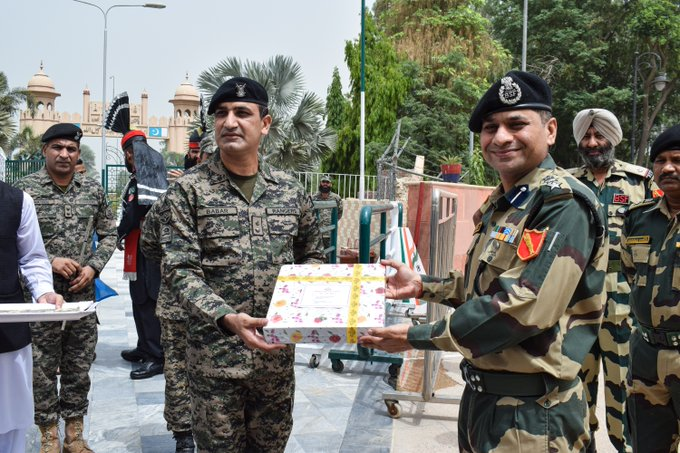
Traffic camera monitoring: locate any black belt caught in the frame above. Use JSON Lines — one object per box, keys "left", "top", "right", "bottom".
{"left": 638, "top": 324, "right": 680, "bottom": 349}
{"left": 460, "top": 360, "right": 578, "bottom": 397}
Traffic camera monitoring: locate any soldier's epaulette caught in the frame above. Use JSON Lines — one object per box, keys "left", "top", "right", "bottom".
{"left": 626, "top": 198, "right": 658, "bottom": 214}
{"left": 620, "top": 161, "right": 653, "bottom": 179}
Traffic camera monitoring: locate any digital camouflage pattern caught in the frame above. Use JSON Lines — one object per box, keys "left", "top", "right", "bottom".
{"left": 162, "top": 152, "right": 324, "bottom": 452}
{"left": 569, "top": 159, "right": 656, "bottom": 452}
{"left": 15, "top": 168, "right": 116, "bottom": 426}
{"left": 408, "top": 155, "right": 608, "bottom": 452}
{"left": 140, "top": 191, "right": 191, "bottom": 433}
{"left": 621, "top": 196, "right": 680, "bottom": 452}
{"left": 311, "top": 190, "right": 343, "bottom": 247}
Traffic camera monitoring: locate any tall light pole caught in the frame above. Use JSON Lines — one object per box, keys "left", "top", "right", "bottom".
{"left": 630, "top": 51, "right": 669, "bottom": 162}
{"left": 73, "top": 1, "right": 165, "bottom": 175}
{"left": 359, "top": 0, "right": 366, "bottom": 200}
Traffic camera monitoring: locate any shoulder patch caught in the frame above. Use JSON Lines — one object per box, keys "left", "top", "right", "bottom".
{"left": 622, "top": 162, "right": 653, "bottom": 179}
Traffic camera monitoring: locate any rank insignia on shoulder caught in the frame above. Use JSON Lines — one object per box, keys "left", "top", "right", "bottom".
{"left": 652, "top": 189, "right": 664, "bottom": 198}
{"left": 612, "top": 193, "right": 630, "bottom": 205}
{"left": 517, "top": 228, "right": 548, "bottom": 261}
{"left": 541, "top": 175, "right": 562, "bottom": 191}
{"left": 626, "top": 236, "right": 650, "bottom": 245}
{"left": 490, "top": 225, "right": 518, "bottom": 243}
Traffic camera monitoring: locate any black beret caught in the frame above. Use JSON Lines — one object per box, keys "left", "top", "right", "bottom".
{"left": 469, "top": 71, "right": 552, "bottom": 133}
{"left": 650, "top": 124, "right": 680, "bottom": 162}
{"left": 207, "top": 77, "right": 268, "bottom": 114}
{"left": 41, "top": 123, "right": 83, "bottom": 144}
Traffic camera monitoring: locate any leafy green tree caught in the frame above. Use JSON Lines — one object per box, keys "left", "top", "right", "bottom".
{"left": 79, "top": 144, "right": 96, "bottom": 177}
{"left": 0, "top": 72, "right": 33, "bottom": 156}
{"left": 197, "top": 55, "right": 336, "bottom": 172}
{"left": 325, "top": 67, "right": 348, "bottom": 131}
{"left": 9, "top": 126, "right": 42, "bottom": 159}
{"left": 324, "top": 10, "right": 411, "bottom": 175}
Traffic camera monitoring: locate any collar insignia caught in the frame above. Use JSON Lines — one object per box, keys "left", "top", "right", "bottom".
{"left": 506, "top": 184, "right": 529, "bottom": 207}
{"left": 498, "top": 76, "right": 522, "bottom": 105}
{"left": 235, "top": 83, "right": 247, "bottom": 98}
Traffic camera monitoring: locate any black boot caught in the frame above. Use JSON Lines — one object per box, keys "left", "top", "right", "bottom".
{"left": 174, "top": 431, "right": 195, "bottom": 453}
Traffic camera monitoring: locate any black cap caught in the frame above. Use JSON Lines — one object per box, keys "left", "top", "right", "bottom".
{"left": 41, "top": 123, "right": 83, "bottom": 143}
{"left": 469, "top": 71, "right": 552, "bottom": 133}
{"left": 650, "top": 124, "right": 680, "bottom": 162}
{"left": 207, "top": 77, "right": 268, "bottom": 114}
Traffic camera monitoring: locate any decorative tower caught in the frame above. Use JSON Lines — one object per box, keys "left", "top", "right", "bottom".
{"left": 19, "top": 62, "right": 61, "bottom": 135}
{"left": 168, "top": 73, "right": 200, "bottom": 153}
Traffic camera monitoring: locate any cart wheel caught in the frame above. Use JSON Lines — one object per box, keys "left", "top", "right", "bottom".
{"left": 309, "top": 354, "right": 320, "bottom": 369}
{"left": 388, "top": 364, "right": 401, "bottom": 378}
{"left": 385, "top": 400, "right": 402, "bottom": 419}
{"left": 331, "top": 359, "right": 344, "bottom": 373}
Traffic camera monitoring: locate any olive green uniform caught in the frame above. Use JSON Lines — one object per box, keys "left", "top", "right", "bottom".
{"left": 408, "top": 156, "right": 607, "bottom": 452}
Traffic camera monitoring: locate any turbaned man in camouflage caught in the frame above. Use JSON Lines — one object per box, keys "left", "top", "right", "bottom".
{"left": 161, "top": 77, "right": 324, "bottom": 452}
{"left": 361, "top": 71, "right": 608, "bottom": 452}
{"left": 568, "top": 108, "right": 657, "bottom": 453}
{"left": 15, "top": 123, "right": 116, "bottom": 453}
{"left": 621, "top": 124, "right": 680, "bottom": 453}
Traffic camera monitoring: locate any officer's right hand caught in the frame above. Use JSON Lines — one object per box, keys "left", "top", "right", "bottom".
{"left": 52, "top": 257, "right": 82, "bottom": 280}
{"left": 220, "top": 313, "right": 287, "bottom": 352}
{"left": 381, "top": 259, "right": 423, "bottom": 300}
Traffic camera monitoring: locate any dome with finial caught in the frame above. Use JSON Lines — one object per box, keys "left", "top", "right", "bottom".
{"left": 172, "top": 73, "right": 199, "bottom": 102}
{"left": 27, "top": 61, "right": 58, "bottom": 95}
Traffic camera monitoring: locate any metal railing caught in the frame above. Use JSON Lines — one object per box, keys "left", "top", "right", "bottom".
{"left": 295, "top": 172, "right": 378, "bottom": 200}
{"left": 3, "top": 159, "right": 45, "bottom": 185}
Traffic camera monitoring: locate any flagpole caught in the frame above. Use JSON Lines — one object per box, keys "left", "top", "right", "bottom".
{"left": 359, "top": 0, "right": 366, "bottom": 200}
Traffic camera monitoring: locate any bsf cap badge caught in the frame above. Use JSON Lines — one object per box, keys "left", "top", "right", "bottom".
{"left": 235, "top": 83, "right": 247, "bottom": 98}
{"left": 499, "top": 76, "right": 522, "bottom": 105}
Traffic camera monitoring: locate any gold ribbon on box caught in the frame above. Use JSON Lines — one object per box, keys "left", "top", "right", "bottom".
{"left": 277, "top": 264, "right": 384, "bottom": 343}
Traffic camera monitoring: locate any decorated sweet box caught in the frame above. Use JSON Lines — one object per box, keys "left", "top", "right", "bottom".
{"left": 263, "top": 263, "right": 386, "bottom": 344}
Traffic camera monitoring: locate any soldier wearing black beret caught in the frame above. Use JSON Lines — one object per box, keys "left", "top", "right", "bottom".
{"left": 649, "top": 124, "right": 680, "bottom": 163}
{"left": 41, "top": 123, "right": 83, "bottom": 144}
{"left": 362, "top": 70, "right": 607, "bottom": 452}
{"left": 207, "top": 76, "right": 269, "bottom": 114}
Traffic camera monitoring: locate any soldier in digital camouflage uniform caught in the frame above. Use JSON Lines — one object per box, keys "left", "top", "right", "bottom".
{"left": 311, "top": 174, "right": 343, "bottom": 251}
{"left": 361, "top": 71, "right": 608, "bottom": 452}
{"left": 161, "top": 77, "right": 324, "bottom": 452}
{"left": 568, "top": 109, "right": 657, "bottom": 453}
{"left": 139, "top": 133, "right": 211, "bottom": 453}
{"left": 14, "top": 123, "right": 116, "bottom": 453}
{"left": 621, "top": 124, "right": 680, "bottom": 453}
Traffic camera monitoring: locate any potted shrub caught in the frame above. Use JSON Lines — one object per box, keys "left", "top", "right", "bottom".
{"left": 440, "top": 155, "right": 463, "bottom": 183}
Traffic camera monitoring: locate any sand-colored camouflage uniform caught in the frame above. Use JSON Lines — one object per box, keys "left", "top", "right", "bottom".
{"left": 14, "top": 168, "right": 116, "bottom": 426}
{"left": 311, "top": 190, "right": 343, "bottom": 249}
{"left": 621, "top": 196, "right": 680, "bottom": 452}
{"left": 161, "top": 152, "right": 324, "bottom": 452}
{"left": 140, "top": 191, "right": 192, "bottom": 438}
{"left": 569, "top": 159, "right": 656, "bottom": 452}
{"left": 408, "top": 155, "right": 608, "bottom": 452}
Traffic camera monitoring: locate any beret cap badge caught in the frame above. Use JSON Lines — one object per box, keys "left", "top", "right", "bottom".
{"left": 235, "top": 83, "right": 247, "bottom": 98}
{"left": 498, "top": 76, "right": 522, "bottom": 105}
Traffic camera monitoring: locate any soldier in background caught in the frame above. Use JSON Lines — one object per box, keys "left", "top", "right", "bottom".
{"left": 162, "top": 77, "right": 324, "bottom": 452}
{"left": 360, "top": 71, "right": 607, "bottom": 451}
{"left": 568, "top": 109, "right": 657, "bottom": 453}
{"left": 621, "top": 125, "right": 680, "bottom": 453}
{"left": 167, "top": 129, "right": 203, "bottom": 180}
{"left": 311, "top": 175, "right": 343, "bottom": 252}
{"left": 15, "top": 123, "right": 116, "bottom": 453}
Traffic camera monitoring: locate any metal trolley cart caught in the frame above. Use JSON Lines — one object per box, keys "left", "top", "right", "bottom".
{"left": 327, "top": 202, "right": 404, "bottom": 386}
{"left": 382, "top": 189, "right": 461, "bottom": 418}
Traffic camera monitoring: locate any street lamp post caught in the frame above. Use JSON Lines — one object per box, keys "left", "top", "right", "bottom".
{"left": 630, "top": 51, "right": 669, "bottom": 162}
{"left": 72, "top": 1, "right": 165, "bottom": 175}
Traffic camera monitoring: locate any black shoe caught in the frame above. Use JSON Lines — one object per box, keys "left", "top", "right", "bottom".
{"left": 130, "top": 361, "right": 164, "bottom": 379}
{"left": 121, "top": 348, "right": 148, "bottom": 363}
{"left": 174, "top": 431, "right": 195, "bottom": 453}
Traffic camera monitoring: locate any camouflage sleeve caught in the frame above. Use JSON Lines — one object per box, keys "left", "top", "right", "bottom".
{"left": 620, "top": 217, "right": 635, "bottom": 286}
{"left": 140, "top": 195, "right": 164, "bottom": 263}
{"left": 86, "top": 183, "right": 116, "bottom": 275}
{"left": 420, "top": 270, "right": 466, "bottom": 308}
{"left": 162, "top": 182, "right": 237, "bottom": 326}
{"left": 408, "top": 196, "right": 600, "bottom": 355}
{"left": 294, "top": 191, "right": 325, "bottom": 264}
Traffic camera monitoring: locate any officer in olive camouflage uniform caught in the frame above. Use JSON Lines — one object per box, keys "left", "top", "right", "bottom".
{"left": 621, "top": 124, "right": 680, "bottom": 453}
{"left": 361, "top": 72, "right": 607, "bottom": 452}
{"left": 161, "top": 77, "right": 324, "bottom": 452}
{"left": 311, "top": 175, "right": 343, "bottom": 251}
{"left": 15, "top": 123, "right": 116, "bottom": 453}
{"left": 568, "top": 109, "right": 657, "bottom": 453}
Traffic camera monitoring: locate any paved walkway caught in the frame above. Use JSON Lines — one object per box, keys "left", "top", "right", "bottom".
{"left": 24, "top": 250, "right": 615, "bottom": 452}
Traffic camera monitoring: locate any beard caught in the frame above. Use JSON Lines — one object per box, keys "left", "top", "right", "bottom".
{"left": 184, "top": 153, "right": 198, "bottom": 170}
{"left": 318, "top": 185, "right": 331, "bottom": 194}
{"left": 577, "top": 143, "right": 615, "bottom": 169}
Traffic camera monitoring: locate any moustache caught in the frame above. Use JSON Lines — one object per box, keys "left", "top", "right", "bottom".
{"left": 659, "top": 174, "right": 680, "bottom": 182}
